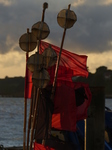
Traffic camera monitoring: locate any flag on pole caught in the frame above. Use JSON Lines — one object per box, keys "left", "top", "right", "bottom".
{"left": 24, "top": 53, "right": 32, "bottom": 99}
{"left": 40, "top": 41, "right": 88, "bottom": 81}
{"left": 52, "top": 81, "right": 92, "bottom": 131}
{"left": 24, "top": 42, "right": 91, "bottom": 127}
{"left": 24, "top": 41, "right": 89, "bottom": 99}
{"left": 25, "top": 41, "right": 91, "bottom": 150}
{"left": 34, "top": 142, "right": 55, "bottom": 150}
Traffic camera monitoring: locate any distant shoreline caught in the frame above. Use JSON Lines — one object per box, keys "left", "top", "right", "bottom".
{"left": 105, "top": 95, "right": 112, "bottom": 99}
{"left": 0, "top": 96, "right": 24, "bottom": 98}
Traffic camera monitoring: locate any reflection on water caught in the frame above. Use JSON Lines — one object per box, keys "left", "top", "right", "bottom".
{"left": 0, "top": 97, "right": 30, "bottom": 147}
{"left": 0, "top": 97, "right": 112, "bottom": 147}
{"left": 105, "top": 98, "right": 112, "bottom": 110}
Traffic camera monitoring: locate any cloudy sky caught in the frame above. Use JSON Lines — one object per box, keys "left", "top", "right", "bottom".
{"left": 0, "top": 0, "right": 112, "bottom": 78}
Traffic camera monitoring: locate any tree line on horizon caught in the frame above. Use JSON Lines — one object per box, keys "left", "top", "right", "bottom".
{"left": 0, "top": 66, "right": 112, "bottom": 97}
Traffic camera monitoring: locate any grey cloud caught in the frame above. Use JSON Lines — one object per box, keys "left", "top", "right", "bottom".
{"left": 0, "top": 0, "right": 112, "bottom": 55}
{"left": 67, "top": 4, "right": 112, "bottom": 53}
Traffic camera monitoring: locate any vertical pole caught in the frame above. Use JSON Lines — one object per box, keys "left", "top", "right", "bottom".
{"left": 84, "top": 119, "right": 87, "bottom": 150}
{"left": 23, "top": 97, "right": 27, "bottom": 150}
{"left": 23, "top": 28, "right": 30, "bottom": 150}
{"left": 29, "top": 88, "right": 40, "bottom": 150}
{"left": 49, "top": 5, "right": 71, "bottom": 138}
{"left": 23, "top": 52, "right": 28, "bottom": 150}
{"left": 51, "top": 5, "right": 71, "bottom": 94}
{"left": 27, "top": 85, "right": 35, "bottom": 150}
{"left": 52, "top": 28, "right": 66, "bottom": 89}
{"left": 86, "top": 87, "right": 105, "bottom": 150}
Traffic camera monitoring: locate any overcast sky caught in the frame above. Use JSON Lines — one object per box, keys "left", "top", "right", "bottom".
{"left": 0, "top": 0, "right": 112, "bottom": 78}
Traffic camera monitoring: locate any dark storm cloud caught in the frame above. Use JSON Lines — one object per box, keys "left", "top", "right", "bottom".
{"left": 49, "top": 3, "right": 112, "bottom": 54}
{"left": 63, "top": 3, "right": 112, "bottom": 53}
{"left": 0, "top": 0, "right": 112, "bottom": 54}
{"left": 0, "top": 0, "right": 43, "bottom": 54}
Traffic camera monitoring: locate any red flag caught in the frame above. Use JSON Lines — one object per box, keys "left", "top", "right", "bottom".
{"left": 24, "top": 41, "right": 89, "bottom": 98}
{"left": 75, "top": 83, "right": 92, "bottom": 121}
{"left": 34, "top": 142, "right": 55, "bottom": 150}
{"left": 40, "top": 41, "right": 88, "bottom": 80}
{"left": 24, "top": 53, "right": 32, "bottom": 99}
{"left": 24, "top": 42, "right": 91, "bottom": 149}
{"left": 51, "top": 82, "right": 92, "bottom": 131}
{"left": 52, "top": 83, "right": 77, "bottom": 131}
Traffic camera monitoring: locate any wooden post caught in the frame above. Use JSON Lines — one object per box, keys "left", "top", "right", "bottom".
{"left": 84, "top": 119, "right": 87, "bottom": 150}
{"left": 86, "top": 87, "right": 105, "bottom": 150}
{"left": 23, "top": 28, "right": 29, "bottom": 150}
{"left": 27, "top": 85, "right": 35, "bottom": 150}
{"left": 23, "top": 98, "right": 27, "bottom": 150}
{"left": 23, "top": 28, "right": 30, "bottom": 150}
{"left": 29, "top": 88, "right": 40, "bottom": 150}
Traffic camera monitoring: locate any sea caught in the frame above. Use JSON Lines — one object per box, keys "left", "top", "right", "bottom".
{"left": 0, "top": 97, "right": 112, "bottom": 148}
